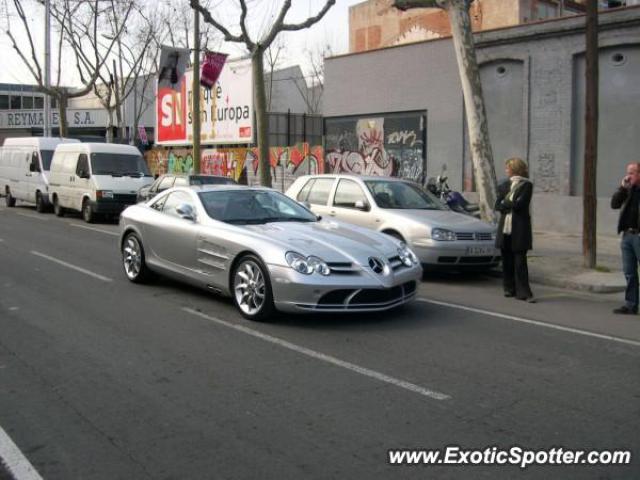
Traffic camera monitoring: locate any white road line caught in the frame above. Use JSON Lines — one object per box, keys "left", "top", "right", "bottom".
{"left": 0, "top": 424, "right": 44, "bottom": 480}
{"left": 14, "top": 212, "right": 48, "bottom": 221}
{"left": 183, "top": 307, "right": 450, "bottom": 401}
{"left": 69, "top": 223, "right": 119, "bottom": 237}
{"left": 30, "top": 251, "right": 113, "bottom": 283}
{"left": 418, "top": 298, "right": 640, "bottom": 348}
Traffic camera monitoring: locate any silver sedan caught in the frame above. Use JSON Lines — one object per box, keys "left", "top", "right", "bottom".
{"left": 286, "top": 175, "right": 499, "bottom": 270}
{"left": 119, "top": 185, "right": 422, "bottom": 321}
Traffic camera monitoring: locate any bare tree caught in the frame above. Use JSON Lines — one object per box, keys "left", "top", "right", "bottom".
{"left": 297, "top": 43, "right": 333, "bottom": 114}
{"left": 190, "top": 0, "right": 336, "bottom": 187}
{"left": 5, "top": 0, "right": 126, "bottom": 137}
{"left": 265, "top": 37, "right": 286, "bottom": 111}
{"left": 393, "top": 0, "right": 497, "bottom": 222}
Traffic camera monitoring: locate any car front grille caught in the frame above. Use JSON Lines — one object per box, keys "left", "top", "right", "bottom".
{"left": 310, "top": 281, "right": 417, "bottom": 310}
{"left": 455, "top": 232, "right": 493, "bottom": 241}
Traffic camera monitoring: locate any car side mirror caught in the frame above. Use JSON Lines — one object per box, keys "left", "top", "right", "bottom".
{"left": 29, "top": 162, "right": 40, "bottom": 173}
{"left": 355, "top": 200, "right": 370, "bottom": 211}
{"left": 78, "top": 170, "right": 90, "bottom": 179}
{"left": 176, "top": 203, "right": 196, "bottom": 221}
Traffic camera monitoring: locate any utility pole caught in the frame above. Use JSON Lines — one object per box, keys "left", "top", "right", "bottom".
{"left": 583, "top": 0, "right": 598, "bottom": 268}
{"left": 44, "top": 0, "right": 51, "bottom": 137}
{"left": 192, "top": 7, "right": 201, "bottom": 174}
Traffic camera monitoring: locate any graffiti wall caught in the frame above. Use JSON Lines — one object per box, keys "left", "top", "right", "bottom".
{"left": 144, "top": 142, "right": 324, "bottom": 191}
{"left": 324, "top": 112, "right": 426, "bottom": 183}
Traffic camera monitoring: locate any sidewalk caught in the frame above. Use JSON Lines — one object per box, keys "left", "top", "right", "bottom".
{"left": 500, "top": 231, "right": 626, "bottom": 293}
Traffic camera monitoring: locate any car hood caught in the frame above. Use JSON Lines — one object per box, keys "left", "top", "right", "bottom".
{"left": 384, "top": 209, "right": 495, "bottom": 232}
{"left": 243, "top": 220, "right": 401, "bottom": 265}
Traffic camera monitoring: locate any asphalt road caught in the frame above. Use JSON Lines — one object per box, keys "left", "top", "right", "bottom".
{"left": 0, "top": 204, "right": 638, "bottom": 480}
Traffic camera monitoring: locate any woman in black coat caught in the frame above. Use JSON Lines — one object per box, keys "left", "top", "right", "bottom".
{"left": 495, "top": 158, "right": 535, "bottom": 302}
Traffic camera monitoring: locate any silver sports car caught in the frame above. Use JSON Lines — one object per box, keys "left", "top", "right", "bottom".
{"left": 119, "top": 185, "right": 422, "bottom": 320}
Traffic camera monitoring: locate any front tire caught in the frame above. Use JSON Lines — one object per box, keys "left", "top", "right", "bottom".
{"left": 35, "top": 192, "right": 46, "bottom": 213}
{"left": 53, "top": 196, "right": 64, "bottom": 217}
{"left": 122, "top": 233, "right": 153, "bottom": 283}
{"left": 232, "top": 255, "right": 275, "bottom": 321}
{"left": 5, "top": 190, "right": 16, "bottom": 207}
{"left": 82, "top": 199, "right": 96, "bottom": 223}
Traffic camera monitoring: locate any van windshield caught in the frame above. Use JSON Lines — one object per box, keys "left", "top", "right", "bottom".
{"left": 90, "top": 153, "right": 151, "bottom": 177}
{"left": 41, "top": 150, "right": 54, "bottom": 170}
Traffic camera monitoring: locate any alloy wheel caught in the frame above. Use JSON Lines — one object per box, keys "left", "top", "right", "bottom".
{"left": 123, "top": 236, "right": 142, "bottom": 280}
{"left": 234, "top": 260, "right": 266, "bottom": 316}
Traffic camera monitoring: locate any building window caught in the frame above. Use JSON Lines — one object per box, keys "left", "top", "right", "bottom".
{"left": 10, "top": 95, "right": 21, "bottom": 109}
{"left": 34, "top": 96, "right": 44, "bottom": 109}
{"left": 51, "top": 97, "right": 57, "bottom": 108}
{"left": 22, "top": 96, "right": 33, "bottom": 109}
{"left": 0, "top": 95, "right": 8, "bottom": 109}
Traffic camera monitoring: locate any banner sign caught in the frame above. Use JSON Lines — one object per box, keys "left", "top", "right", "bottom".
{"left": 201, "top": 52, "right": 228, "bottom": 89}
{"left": 156, "top": 58, "right": 253, "bottom": 146}
{"left": 0, "top": 109, "right": 108, "bottom": 129}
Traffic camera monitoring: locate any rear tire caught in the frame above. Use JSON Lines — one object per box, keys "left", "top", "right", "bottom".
{"left": 231, "top": 255, "right": 275, "bottom": 321}
{"left": 53, "top": 196, "right": 64, "bottom": 217}
{"left": 5, "top": 190, "right": 16, "bottom": 207}
{"left": 82, "top": 199, "right": 95, "bottom": 223}
{"left": 122, "top": 233, "right": 153, "bottom": 283}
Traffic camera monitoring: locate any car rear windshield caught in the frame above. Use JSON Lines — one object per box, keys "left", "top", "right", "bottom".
{"left": 365, "top": 180, "right": 444, "bottom": 210}
{"left": 41, "top": 150, "right": 54, "bottom": 170}
{"left": 189, "top": 176, "right": 236, "bottom": 185}
{"left": 199, "top": 190, "right": 317, "bottom": 225}
{"left": 90, "top": 153, "right": 151, "bottom": 176}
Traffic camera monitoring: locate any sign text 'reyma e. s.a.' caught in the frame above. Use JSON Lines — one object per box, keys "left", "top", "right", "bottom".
{"left": 0, "top": 109, "right": 108, "bottom": 129}
{"left": 156, "top": 58, "right": 253, "bottom": 146}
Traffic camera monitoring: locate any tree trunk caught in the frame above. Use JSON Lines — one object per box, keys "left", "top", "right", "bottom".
{"left": 58, "top": 95, "right": 68, "bottom": 138}
{"left": 446, "top": 0, "right": 497, "bottom": 223}
{"left": 253, "top": 47, "right": 271, "bottom": 187}
{"left": 106, "top": 107, "right": 115, "bottom": 143}
{"left": 583, "top": 0, "right": 598, "bottom": 269}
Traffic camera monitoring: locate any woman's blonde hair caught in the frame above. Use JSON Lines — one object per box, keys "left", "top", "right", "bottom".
{"left": 506, "top": 157, "right": 529, "bottom": 178}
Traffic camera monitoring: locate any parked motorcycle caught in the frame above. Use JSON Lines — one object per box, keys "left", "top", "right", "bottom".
{"left": 426, "top": 164, "right": 481, "bottom": 218}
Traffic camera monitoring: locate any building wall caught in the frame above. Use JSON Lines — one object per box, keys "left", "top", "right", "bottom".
{"left": 326, "top": 7, "right": 640, "bottom": 234}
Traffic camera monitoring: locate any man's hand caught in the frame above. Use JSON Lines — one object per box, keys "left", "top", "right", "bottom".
{"left": 621, "top": 175, "right": 632, "bottom": 188}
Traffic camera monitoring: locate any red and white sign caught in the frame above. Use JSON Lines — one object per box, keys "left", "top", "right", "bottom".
{"left": 156, "top": 58, "right": 253, "bottom": 146}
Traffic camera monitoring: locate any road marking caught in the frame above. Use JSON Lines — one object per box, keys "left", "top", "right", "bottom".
{"left": 14, "top": 212, "right": 48, "bottom": 221}
{"left": 69, "top": 223, "right": 119, "bottom": 237}
{"left": 418, "top": 298, "right": 640, "bottom": 348}
{"left": 30, "top": 251, "right": 113, "bottom": 282}
{"left": 183, "top": 307, "right": 450, "bottom": 401}
{"left": 0, "top": 424, "right": 44, "bottom": 480}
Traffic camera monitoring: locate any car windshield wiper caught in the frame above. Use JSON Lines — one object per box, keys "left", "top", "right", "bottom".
{"left": 264, "top": 217, "right": 316, "bottom": 223}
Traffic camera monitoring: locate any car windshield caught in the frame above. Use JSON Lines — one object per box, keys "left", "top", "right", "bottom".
{"left": 41, "top": 150, "right": 54, "bottom": 170}
{"left": 365, "top": 180, "right": 445, "bottom": 210}
{"left": 90, "top": 153, "right": 151, "bottom": 176}
{"left": 189, "top": 176, "right": 236, "bottom": 185}
{"left": 199, "top": 190, "right": 317, "bottom": 225}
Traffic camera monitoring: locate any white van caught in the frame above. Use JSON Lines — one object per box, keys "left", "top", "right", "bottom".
{"left": 0, "top": 137, "right": 80, "bottom": 211}
{"left": 49, "top": 143, "right": 153, "bottom": 223}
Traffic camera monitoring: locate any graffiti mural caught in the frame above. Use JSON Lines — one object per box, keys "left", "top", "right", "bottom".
{"left": 145, "top": 143, "right": 323, "bottom": 188}
{"left": 325, "top": 112, "right": 425, "bottom": 182}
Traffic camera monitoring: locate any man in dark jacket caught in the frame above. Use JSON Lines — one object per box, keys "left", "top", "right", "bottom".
{"left": 611, "top": 162, "right": 640, "bottom": 314}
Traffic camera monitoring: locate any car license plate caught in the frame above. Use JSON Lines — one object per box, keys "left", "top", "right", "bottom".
{"left": 466, "top": 246, "right": 494, "bottom": 256}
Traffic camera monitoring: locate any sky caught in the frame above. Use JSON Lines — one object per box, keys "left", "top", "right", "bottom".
{"left": 0, "top": 0, "right": 364, "bottom": 87}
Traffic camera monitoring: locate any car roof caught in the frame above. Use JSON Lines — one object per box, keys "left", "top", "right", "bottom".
{"left": 180, "top": 185, "right": 273, "bottom": 193}
{"left": 298, "top": 174, "right": 409, "bottom": 183}
{"left": 54, "top": 142, "right": 141, "bottom": 155}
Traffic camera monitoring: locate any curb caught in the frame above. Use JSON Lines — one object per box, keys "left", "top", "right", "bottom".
{"left": 486, "top": 268, "right": 625, "bottom": 294}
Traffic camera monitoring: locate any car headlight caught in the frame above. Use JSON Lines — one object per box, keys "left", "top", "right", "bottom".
{"left": 397, "top": 243, "right": 419, "bottom": 267}
{"left": 285, "top": 252, "right": 330, "bottom": 276}
{"left": 96, "top": 190, "right": 114, "bottom": 199}
{"left": 431, "top": 228, "right": 456, "bottom": 241}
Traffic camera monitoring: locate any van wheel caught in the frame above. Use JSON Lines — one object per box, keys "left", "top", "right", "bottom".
{"left": 35, "top": 193, "right": 46, "bottom": 213}
{"left": 82, "top": 199, "right": 95, "bottom": 223}
{"left": 53, "top": 197, "right": 64, "bottom": 217}
{"left": 5, "top": 190, "right": 16, "bottom": 208}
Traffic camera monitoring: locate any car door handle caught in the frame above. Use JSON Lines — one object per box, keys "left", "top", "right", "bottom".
{"left": 329, "top": 210, "right": 336, "bottom": 216}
